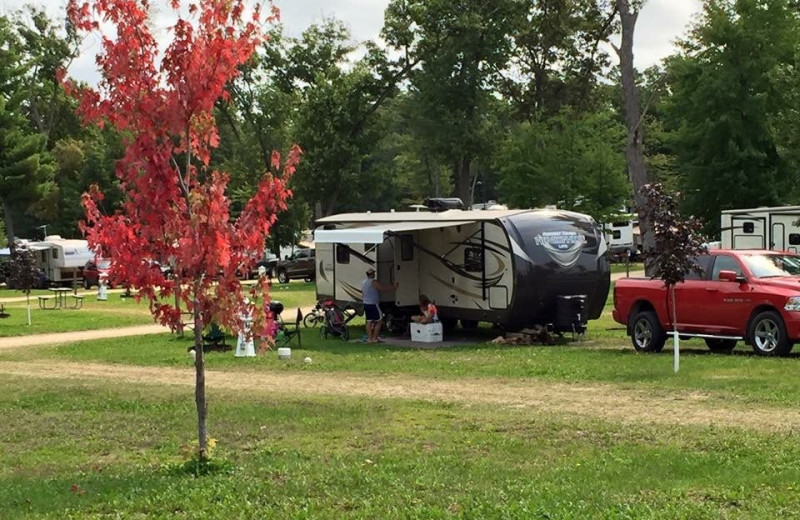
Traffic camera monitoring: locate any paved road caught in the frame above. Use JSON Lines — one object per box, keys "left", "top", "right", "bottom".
{"left": 611, "top": 270, "right": 644, "bottom": 281}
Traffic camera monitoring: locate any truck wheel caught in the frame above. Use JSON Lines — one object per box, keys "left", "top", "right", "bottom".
{"left": 749, "top": 311, "right": 792, "bottom": 356}
{"left": 705, "top": 338, "right": 737, "bottom": 353}
{"left": 277, "top": 270, "right": 289, "bottom": 284}
{"left": 630, "top": 310, "right": 666, "bottom": 353}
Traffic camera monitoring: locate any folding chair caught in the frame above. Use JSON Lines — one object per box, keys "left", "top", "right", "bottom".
{"left": 276, "top": 308, "right": 303, "bottom": 349}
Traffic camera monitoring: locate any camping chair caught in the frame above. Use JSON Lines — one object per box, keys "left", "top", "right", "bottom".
{"left": 202, "top": 323, "right": 229, "bottom": 351}
{"left": 276, "top": 308, "right": 303, "bottom": 349}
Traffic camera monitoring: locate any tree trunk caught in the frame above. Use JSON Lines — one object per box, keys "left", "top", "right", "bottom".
{"left": 615, "top": 0, "right": 655, "bottom": 275}
{"left": 452, "top": 158, "right": 472, "bottom": 207}
{"left": 193, "top": 293, "right": 208, "bottom": 459}
{"left": 2, "top": 198, "right": 16, "bottom": 254}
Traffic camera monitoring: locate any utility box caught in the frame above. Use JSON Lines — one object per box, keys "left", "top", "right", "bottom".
{"left": 411, "top": 322, "right": 443, "bottom": 343}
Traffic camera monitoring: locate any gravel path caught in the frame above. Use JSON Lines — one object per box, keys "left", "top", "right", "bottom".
{"left": 1, "top": 359, "right": 797, "bottom": 433}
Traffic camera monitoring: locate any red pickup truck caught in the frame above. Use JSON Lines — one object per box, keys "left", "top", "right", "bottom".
{"left": 613, "top": 249, "right": 800, "bottom": 356}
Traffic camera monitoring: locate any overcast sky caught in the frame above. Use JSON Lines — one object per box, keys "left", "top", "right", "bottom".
{"left": 2, "top": 0, "right": 703, "bottom": 85}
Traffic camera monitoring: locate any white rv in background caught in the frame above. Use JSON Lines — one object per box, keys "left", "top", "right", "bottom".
{"left": 601, "top": 214, "right": 639, "bottom": 258}
{"left": 720, "top": 206, "right": 800, "bottom": 252}
{"left": 36, "top": 236, "right": 95, "bottom": 284}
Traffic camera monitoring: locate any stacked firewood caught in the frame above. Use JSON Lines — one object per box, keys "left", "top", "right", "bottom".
{"left": 490, "top": 326, "right": 558, "bottom": 346}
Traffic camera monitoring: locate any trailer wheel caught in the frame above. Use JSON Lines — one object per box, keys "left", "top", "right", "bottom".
{"left": 630, "top": 310, "right": 666, "bottom": 353}
{"left": 705, "top": 338, "right": 737, "bottom": 353}
{"left": 83, "top": 278, "right": 91, "bottom": 290}
{"left": 440, "top": 318, "right": 458, "bottom": 333}
{"left": 460, "top": 319, "right": 479, "bottom": 330}
{"left": 749, "top": 310, "right": 792, "bottom": 356}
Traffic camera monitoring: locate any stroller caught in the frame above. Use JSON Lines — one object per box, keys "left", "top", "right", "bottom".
{"left": 320, "top": 300, "right": 350, "bottom": 340}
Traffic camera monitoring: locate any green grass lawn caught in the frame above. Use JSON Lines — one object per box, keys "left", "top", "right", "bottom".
{"left": 6, "top": 280, "right": 800, "bottom": 517}
{"left": 2, "top": 375, "right": 800, "bottom": 519}
{"left": 609, "top": 262, "right": 644, "bottom": 274}
{"left": 0, "top": 282, "right": 317, "bottom": 337}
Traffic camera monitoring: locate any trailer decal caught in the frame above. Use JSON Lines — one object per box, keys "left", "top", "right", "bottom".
{"left": 339, "top": 282, "right": 362, "bottom": 302}
{"left": 431, "top": 273, "right": 483, "bottom": 299}
{"left": 318, "top": 260, "right": 329, "bottom": 282}
{"left": 534, "top": 231, "right": 586, "bottom": 268}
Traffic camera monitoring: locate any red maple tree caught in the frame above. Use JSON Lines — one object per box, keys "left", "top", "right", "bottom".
{"left": 64, "top": 0, "right": 301, "bottom": 458}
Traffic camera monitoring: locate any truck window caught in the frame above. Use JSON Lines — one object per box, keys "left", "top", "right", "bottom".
{"left": 684, "top": 255, "right": 713, "bottom": 280}
{"left": 711, "top": 255, "right": 742, "bottom": 280}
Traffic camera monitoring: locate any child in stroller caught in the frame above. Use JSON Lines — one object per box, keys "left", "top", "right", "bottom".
{"left": 320, "top": 300, "right": 350, "bottom": 340}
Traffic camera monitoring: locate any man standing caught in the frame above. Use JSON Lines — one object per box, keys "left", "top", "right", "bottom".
{"left": 362, "top": 267, "right": 398, "bottom": 343}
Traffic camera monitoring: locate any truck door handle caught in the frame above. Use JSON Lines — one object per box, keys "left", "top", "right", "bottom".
{"left": 705, "top": 287, "right": 718, "bottom": 292}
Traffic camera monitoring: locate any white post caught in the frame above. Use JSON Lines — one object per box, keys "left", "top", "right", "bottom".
{"left": 673, "top": 330, "right": 679, "bottom": 373}
{"left": 27, "top": 304, "right": 31, "bottom": 326}
{"left": 671, "top": 285, "right": 679, "bottom": 373}
{"left": 235, "top": 297, "right": 255, "bottom": 357}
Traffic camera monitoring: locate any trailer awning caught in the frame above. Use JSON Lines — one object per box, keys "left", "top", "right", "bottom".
{"left": 314, "top": 221, "right": 472, "bottom": 244}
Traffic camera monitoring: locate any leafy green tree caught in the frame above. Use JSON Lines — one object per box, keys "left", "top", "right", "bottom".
{"left": 0, "top": 14, "right": 55, "bottom": 250}
{"left": 499, "top": 0, "right": 617, "bottom": 120}
{"left": 224, "top": 19, "right": 409, "bottom": 218}
{"left": 496, "top": 107, "right": 628, "bottom": 218}
{"left": 383, "top": 0, "right": 517, "bottom": 206}
{"left": 664, "top": 0, "right": 800, "bottom": 234}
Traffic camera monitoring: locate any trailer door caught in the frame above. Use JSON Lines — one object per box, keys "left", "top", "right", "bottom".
{"left": 770, "top": 213, "right": 800, "bottom": 252}
{"left": 393, "top": 234, "right": 419, "bottom": 307}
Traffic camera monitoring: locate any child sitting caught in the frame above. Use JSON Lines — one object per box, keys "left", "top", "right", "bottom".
{"left": 412, "top": 295, "right": 439, "bottom": 324}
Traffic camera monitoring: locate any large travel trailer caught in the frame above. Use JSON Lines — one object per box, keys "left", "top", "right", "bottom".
{"left": 720, "top": 206, "right": 800, "bottom": 252}
{"left": 36, "top": 236, "right": 95, "bottom": 285}
{"left": 314, "top": 209, "right": 611, "bottom": 332}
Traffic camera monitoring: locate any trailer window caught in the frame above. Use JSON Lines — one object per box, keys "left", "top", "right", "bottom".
{"left": 742, "top": 222, "right": 755, "bottom": 233}
{"left": 400, "top": 235, "right": 414, "bottom": 261}
{"left": 336, "top": 245, "right": 350, "bottom": 264}
{"left": 52, "top": 249, "right": 58, "bottom": 259}
{"left": 612, "top": 231, "right": 621, "bottom": 239}
{"left": 464, "top": 247, "right": 483, "bottom": 272}
{"left": 790, "top": 234, "right": 800, "bottom": 246}
{"left": 612, "top": 221, "right": 628, "bottom": 227}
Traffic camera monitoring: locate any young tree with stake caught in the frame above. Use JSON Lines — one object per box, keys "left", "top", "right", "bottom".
{"left": 64, "top": 0, "right": 300, "bottom": 460}
{"left": 638, "top": 183, "right": 706, "bottom": 372}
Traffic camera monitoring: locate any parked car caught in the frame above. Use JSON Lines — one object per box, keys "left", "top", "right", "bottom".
{"left": 249, "top": 253, "right": 279, "bottom": 279}
{"left": 613, "top": 249, "right": 800, "bottom": 356}
{"left": 274, "top": 248, "right": 315, "bottom": 284}
{"left": 80, "top": 258, "right": 112, "bottom": 289}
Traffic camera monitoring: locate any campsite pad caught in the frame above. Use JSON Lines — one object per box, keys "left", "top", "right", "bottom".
{"left": 351, "top": 334, "right": 485, "bottom": 349}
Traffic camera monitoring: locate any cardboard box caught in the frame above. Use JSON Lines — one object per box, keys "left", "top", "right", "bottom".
{"left": 411, "top": 322, "right": 443, "bottom": 343}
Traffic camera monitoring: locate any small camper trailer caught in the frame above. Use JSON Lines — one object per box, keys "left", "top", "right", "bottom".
{"left": 314, "top": 208, "right": 610, "bottom": 333}
{"left": 720, "top": 206, "right": 800, "bottom": 252}
{"left": 600, "top": 214, "right": 639, "bottom": 258}
{"left": 35, "top": 236, "right": 95, "bottom": 285}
